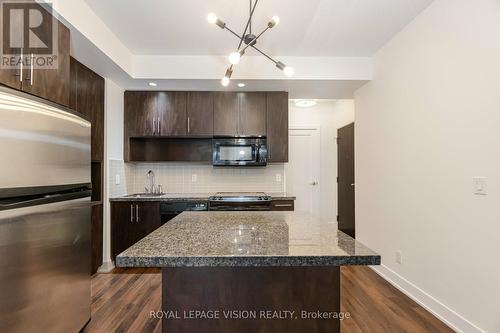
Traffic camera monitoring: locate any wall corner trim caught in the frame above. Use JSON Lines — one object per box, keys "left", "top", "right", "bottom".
{"left": 370, "top": 265, "right": 485, "bottom": 333}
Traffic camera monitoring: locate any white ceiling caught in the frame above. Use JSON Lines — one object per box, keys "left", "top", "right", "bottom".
{"left": 83, "top": 0, "right": 433, "bottom": 56}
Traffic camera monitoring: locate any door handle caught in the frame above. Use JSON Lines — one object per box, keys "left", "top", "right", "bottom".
{"left": 187, "top": 117, "right": 190, "bottom": 133}
{"left": 152, "top": 118, "right": 156, "bottom": 135}
{"left": 14, "top": 48, "right": 23, "bottom": 82}
{"left": 136, "top": 204, "right": 139, "bottom": 222}
{"left": 157, "top": 117, "right": 160, "bottom": 135}
{"left": 350, "top": 184, "right": 355, "bottom": 186}
{"left": 26, "top": 53, "right": 34, "bottom": 85}
{"left": 130, "top": 204, "right": 134, "bottom": 222}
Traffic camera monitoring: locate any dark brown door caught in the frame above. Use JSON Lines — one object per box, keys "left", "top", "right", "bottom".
{"left": 131, "top": 202, "right": 161, "bottom": 244}
{"left": 213, "top": 92, "right": 239, "bottom": 136}
{"left": 111, "top": 202, "right": 134, "bottom": 260}
{"left": 125, "top": 91, "right": 157, "bottom": 137}
{"left": 91, "top": 204, "right": 103, "bottom": 274}
{"left": 266, "top": 92, "right": 288, "bottom": 162}
{"left": 337, "top": 123, "right": 355, "bottom": 238}
{"left": 0, "top": 7, "right": 23, "bottom": 90}
{"left": 239, "top": 92, "right": 266, "bottom": 136}
{"left": 187, "top": 92, "right": 213, "bottom": 136}
{"left": 23, "top": 18, "right": 70, "bottom": 107}
{"left": 158, "top": 92, "right": 187, "bottom": 136}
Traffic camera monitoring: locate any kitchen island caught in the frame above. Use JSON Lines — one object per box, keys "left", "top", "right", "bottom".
{"left": 117, "top": 211, "right": 380, "bottom": 333}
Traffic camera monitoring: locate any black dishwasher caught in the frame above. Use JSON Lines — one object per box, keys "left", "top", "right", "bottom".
{"left": 160, "top": 201, "right": 208, "bottom": 224}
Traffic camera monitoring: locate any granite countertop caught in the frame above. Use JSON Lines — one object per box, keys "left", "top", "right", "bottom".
{"left": 116, "top": 211, "right": 380, "bottom": 268}
{"left": 109, "top": 192, "right": 296, "bottom": 202}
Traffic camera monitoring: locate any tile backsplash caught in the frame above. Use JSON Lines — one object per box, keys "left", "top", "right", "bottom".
{"left": 108, "top": 160, "right": 285, "bottom": 197}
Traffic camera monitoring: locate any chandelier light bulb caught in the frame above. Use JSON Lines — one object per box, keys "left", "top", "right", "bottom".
{"left": 229, "top": 52, "right": 241, "bottom": 65}
{"left": 284, "top": 66, "right": 295, "bottom": 77}
{"left": 221, "top": 76, "right": 230, "bottom": 87}
{"left": 269, "top": 16, "right": 280, "bottom": 28}
{"left": 207, "top": 13, "right": 217, "bottom": 24}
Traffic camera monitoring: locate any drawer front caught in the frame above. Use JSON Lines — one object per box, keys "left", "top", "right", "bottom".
{"left": 271, "top": 200, "right": 295, "bottom": 211}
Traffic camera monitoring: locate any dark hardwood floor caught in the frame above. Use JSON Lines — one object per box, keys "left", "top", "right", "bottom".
{"left": 83, "top": 266, "right": 453, "bottom": 333}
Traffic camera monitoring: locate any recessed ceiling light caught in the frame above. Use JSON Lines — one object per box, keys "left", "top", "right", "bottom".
{"left": 294, "top": 99, "right": 317, "bottom": 108}
{"left": 237, "top": 83, "right": 246, "bottom": 88}
{"left": 148, "top": 82, "right": 158, "bottom": 87}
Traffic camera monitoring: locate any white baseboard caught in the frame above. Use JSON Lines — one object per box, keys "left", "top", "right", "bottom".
{"left": 370, "top": 265, "right": 484, "bottom": 333}
{"left": 97, "top": 260, "right": 115, "bottom": 273}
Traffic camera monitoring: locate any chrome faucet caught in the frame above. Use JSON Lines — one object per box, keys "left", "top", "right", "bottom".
{"left": 145, "top": 170, "right": 164, "bottom": 195}
{"left": 146, "top": 170, "right": 156, "bottom": 194}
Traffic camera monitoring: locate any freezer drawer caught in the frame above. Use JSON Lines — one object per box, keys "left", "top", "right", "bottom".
{"left": 0, "top": 87, "right": 91, "bottom": 189}
{"left": 0, "top": 197, "right": 91, "bottom": 333}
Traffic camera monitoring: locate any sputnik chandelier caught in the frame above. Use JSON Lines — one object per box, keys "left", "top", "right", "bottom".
{"left": 207, "top": 0, "right": 294, "bottom": 86}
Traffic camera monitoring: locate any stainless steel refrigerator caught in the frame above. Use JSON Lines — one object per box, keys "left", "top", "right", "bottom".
{"left": 0, "top": 86, "right": 92, "bottom": 333}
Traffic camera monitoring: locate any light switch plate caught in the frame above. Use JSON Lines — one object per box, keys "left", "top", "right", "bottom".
{"left": 473, "top": 177, "right": 487, "bottom": 195}
{"left": 115, "top": 174, "right": 120, "bottom": 185}
{"left": 275, "top": 174, "right": 282, "bottom": 182}
{"left": 191, "top": 174, "right": 197, "bottom": 183}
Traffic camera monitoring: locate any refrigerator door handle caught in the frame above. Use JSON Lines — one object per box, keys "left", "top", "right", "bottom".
{"left": 0, "top": 189, "right": 91, "bottom": 211}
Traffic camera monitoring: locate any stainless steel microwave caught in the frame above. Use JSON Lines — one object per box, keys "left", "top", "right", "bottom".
{"left": 212, "top": 137, "right": 268, "bottom": 166}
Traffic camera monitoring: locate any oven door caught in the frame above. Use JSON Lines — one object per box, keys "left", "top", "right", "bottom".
{"left": 213, "top": 138, "right": 263, "bottom": 166}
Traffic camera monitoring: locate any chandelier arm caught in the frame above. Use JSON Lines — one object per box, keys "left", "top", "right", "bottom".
{"left": 239, "top": 0, "right": 259, "bottom": 49}
{"left": 224, "top": 25, "right": 244, "bottom": 40}
{"left": 249, "top": 45, "right": 278, "bottom": 65}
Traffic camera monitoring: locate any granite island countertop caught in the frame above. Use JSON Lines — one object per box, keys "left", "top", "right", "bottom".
{"left": 110, "top": 192, "right": 296, "bottom": 202}
{"left": 116, "top": 211, "right": 380, "bottom": 267}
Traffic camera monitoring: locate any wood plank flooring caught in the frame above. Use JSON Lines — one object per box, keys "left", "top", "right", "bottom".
{"left": 83, "top": 266, "right": 454, "bottom": 333}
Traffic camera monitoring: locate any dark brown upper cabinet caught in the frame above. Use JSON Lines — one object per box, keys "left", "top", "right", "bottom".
{"left": 158, "top": 92, "right": 187, "bottom": 136}
{"left": 69, "top": 57, "right": 105, "bottom": 162}
{"left": 125, "top": 91, "right": 158, "bottom": 137}
{"left": 0, "top": 6, "right": 70, "bottom": 107}
{"left": 187, "top": 92, "right": 214, "bottom": 136}
{"left": 213, "top": 92, "right": 266, "bottom": 136}
{"left": 266, "top": 92, "right": 289, "bottom": 162}
{"left": 239, "top": 92, "right": 266, "bottom": 136}
{"left": 213, "top": 92, "right": 239, "bottom": 136}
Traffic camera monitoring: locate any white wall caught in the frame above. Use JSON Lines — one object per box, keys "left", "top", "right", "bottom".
{"left": 289, "top": 100, "right": 354, "bottom": 221}
{"left": 101, "top": 78, "right": 125, "bottom": 269}
{"left": 354, "top": 0, "right": 500, "bottom": 332}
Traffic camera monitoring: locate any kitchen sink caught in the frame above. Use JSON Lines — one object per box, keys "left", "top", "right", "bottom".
{"left": 124, "top": 193, "right": 163, "bottom": 198}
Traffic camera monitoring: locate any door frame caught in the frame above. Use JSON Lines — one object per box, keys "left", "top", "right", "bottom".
{"left": 287, "top": 126, "right": 321, "bottom": 217}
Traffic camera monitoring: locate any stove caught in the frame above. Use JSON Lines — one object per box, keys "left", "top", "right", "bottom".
{"left": 208, "top": 192, "right": 272, "bottom": 211}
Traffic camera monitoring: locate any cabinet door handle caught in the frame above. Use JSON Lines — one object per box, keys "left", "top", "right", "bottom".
{"left": 14, "top": 48, "right": 23, "bottom": 82}
{"left": 130, "top": 204, "right": 134, "bottom": 222}
{"left": 28, "top": 53, "right": 34, "bottom": 85}
{"left": 157, "top": 117, "right": 160, "bottom": 135}
{"left": 274, "top": 204, "right": 293, "bottom": 207}
{"left": 152, "top": 118, "right": 156, "bottom": 135}
{"left": 187, "top": 117, "right": 190, "bottom": 133}
{"left": 136, "top": 204, "right": 139, "bottom": 222}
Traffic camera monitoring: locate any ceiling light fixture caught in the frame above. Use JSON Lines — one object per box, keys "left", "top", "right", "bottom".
{"left": 294, "top": 99, "right": 317, "bottom": 108}
{"left": 148, "top": 82, "right": 158, "bottom": 87}
{"left": 237, "top": 83, "right": 246, "bottom": 88}
{"left": 207, "top": 0, "right": 294, "bottom": 86}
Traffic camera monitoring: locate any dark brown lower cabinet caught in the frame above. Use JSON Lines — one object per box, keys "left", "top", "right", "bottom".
{"left": 111, "top": 202, "right": 161, "bottom": 260}
{"left": 91, "top": 204, "right": 103, "bottom": 275}
{"left": 271, "top": 200, "right": 295, "bottom": 211}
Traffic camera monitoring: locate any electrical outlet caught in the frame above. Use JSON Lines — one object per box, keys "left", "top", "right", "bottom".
{"left": 275, "top": 174, "right": 282, "bottom": 182}
{"left": 115, "top": 174, "right": 120, "bottom": 185}
{"left": 473, "top": 177, "right": 487, "bottom": 195}
{"left": 191, "top": 174, "right": 197, "bottom": 183}
{"left": 396, "top": 250, "right": 403, "bottom": 264}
